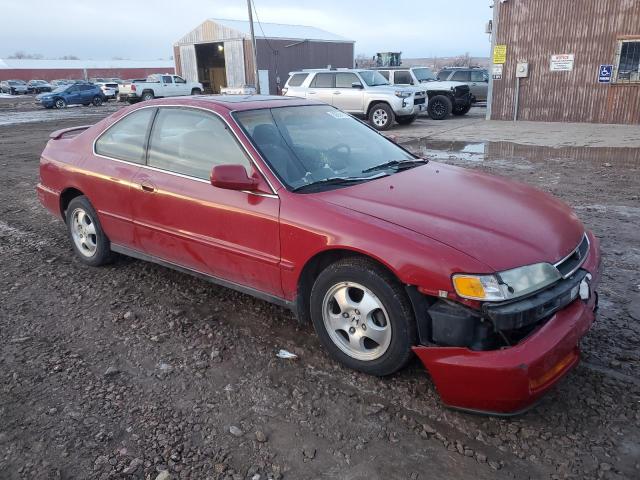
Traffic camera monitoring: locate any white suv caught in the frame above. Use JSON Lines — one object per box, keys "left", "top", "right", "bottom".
{"left": 283, "top": 69, "right": 427, "bottom": 130}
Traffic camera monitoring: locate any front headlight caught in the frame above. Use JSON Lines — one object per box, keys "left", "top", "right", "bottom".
{"left": 453, "top": 263, "right": 562, "bottom": 302}
{"left": 395, "top": 90, "right": 412, "bottom": 98}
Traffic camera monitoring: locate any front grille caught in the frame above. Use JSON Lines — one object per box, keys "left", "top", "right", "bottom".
{"left": 555, "top": 234, "right": 589, "bottom": 278}
{"left": 414, "top": 97, "right": 426, "bottom": 105}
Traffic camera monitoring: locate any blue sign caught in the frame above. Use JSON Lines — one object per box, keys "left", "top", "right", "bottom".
{"left": 599, "top": 65, "right": 613, "bottom": 83}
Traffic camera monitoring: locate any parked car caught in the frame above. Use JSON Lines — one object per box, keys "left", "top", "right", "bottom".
{"left": 375, "top": 67, "right": 473, "bottom": 118}
{"left": 437, "top": 67, "right": 489, "bottom": 102}
{"left": 50, "top": 79, "right": 71, "bottom": 89}
{"left": 27, "top": 80, "right": 53, "bottom": 94}
{"left": 35, "top": 83, "right": 104, "bottom": 109}
{"left": 1, "top": 80, "right": 29, "bottom": 95}
{"left": 36, "top": 96, "right": 601, "bottom": 414}
{"left": 117, "top": 74, "right": 202, "bottom": 103}
{"left": 283, "top": 69, "right": 426, "bottom": 130}
{"left": 93, "top": 81, "right": 119, "bottom": 101}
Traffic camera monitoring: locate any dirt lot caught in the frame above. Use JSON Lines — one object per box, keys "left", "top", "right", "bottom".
{"left": 1, "top": 97, "right": 639, "bottom": 480}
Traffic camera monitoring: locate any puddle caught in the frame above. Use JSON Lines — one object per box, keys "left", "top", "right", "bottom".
{"left": 404, "top": 139, "right": 640, "bottom": 169}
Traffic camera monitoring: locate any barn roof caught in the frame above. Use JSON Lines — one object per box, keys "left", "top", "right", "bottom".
{"left": 209, "top": 18, "right": 352, "bottom": 42}
{"left": 0, "top": 59, "right": 175, "bottom": 70}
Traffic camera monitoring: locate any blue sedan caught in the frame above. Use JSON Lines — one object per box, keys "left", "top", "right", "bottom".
{"left": 35, "top": 83, "right": 105, "bottom": 109}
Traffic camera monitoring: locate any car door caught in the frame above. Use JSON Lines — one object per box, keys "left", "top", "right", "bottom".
{"left": 130, "top": 106, "right": 282, "bottom": 296}
{"left": 90, "top": 107, "right": 157, "bottom": 247}
{"left": 64, "top": 85, "right": 82, "bottom": 104}
{"left": 333, "top": 72, "right": 364, "bottom": 113}
{"left": 470, "top": 70, "right": 488, "bottom": 101}
{"left": 161, "top": 75, "right": 176, "bottom": 97}
{"left": 173, "top": 76, "right": 189, "bottom": 95}
{"left": 306, "top": 73, "right": 335, "bottom": 105}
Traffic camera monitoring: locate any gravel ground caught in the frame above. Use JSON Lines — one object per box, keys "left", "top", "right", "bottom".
{"left": 0, "top": 100, "right": 639, "bottom": 480}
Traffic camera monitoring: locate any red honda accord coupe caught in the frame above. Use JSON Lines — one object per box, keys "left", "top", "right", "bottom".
{"left": 37, "top": 96, "right": 601, "bottom": 414}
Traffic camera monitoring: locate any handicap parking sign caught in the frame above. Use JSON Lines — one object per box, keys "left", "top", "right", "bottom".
{"left": 599, "top": 65, "right": 613, "bottom": 83}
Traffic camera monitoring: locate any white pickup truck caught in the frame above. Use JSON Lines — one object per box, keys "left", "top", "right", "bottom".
{"left": 118, "top": 74, "right": 203, "bottom": 103}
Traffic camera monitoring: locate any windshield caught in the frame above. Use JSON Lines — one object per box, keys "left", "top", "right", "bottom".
{"left": 357, "top": 70, "right": 390, "bottom": 87}
{"left": 52, "top": 85, "right": 69, "bottom": 93}
{"left": 234, "top": 105, "right": 417, "bottom": 192}
{"left": 413, "top": 68, "right": 437, "bottom": 82}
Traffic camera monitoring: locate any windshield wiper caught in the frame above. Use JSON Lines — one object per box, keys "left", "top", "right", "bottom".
{"left": 362, "top": 159, "right": 428, "bottom": 173}
{"left": 292, "top": 174, "right": 386, "bottom": 192}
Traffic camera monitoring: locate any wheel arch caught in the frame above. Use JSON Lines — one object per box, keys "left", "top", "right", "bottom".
{"left": 365, "top": 100, "right": 393, "bottom": 117}
{"left": 59, "top": 187, "right": 85, "bottom": 220}
{"left": 295, "top": 247, "right": 401, "bottom": 324}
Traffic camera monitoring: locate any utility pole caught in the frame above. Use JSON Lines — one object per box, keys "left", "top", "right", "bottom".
{"left": 486, "top": 0, "right": 500, "bottom": 120}
{"left": 247, "top": 0, "right": 260, "bottom": 94}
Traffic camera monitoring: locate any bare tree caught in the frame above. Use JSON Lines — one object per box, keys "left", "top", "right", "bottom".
{"left": 355, "top": 53, "right": 375, "bottom": 68}
{"left": 60, "top": 55, "right": 80, "bottom": 60}
{"left": 450, "top": 52, "right": 472, "bottom": 68}
{"left": 8, "top": 51, "right": 43, "bottom": 59}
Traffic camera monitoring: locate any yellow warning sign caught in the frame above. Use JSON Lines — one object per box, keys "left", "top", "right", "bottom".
{"left": 493, "top": 45, "right": 507, "bottom": 64}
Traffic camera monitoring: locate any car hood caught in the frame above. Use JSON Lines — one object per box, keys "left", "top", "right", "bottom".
{"left": 319, "top": 162, "right": 584, "bottom": 272}
{"left": 420, "top": 80, "right": 468, "bottom": 91}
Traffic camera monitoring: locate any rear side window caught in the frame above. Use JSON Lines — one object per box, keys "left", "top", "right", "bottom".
{"left": 147, "top": 108, "right": 251, "bottom": 180}
{"left": 393, "top": 71, "right": 413, "bottom": 84}
{"left": 378, "top": 70, "right": 390, "bottom": 80}
{"left": 95, "top": 108, "right": 156, "bottom": 164}
{"left": 310, "top": 73, "right": 334, "bottom": 88}
{"left": 471, "top": 70, "right": 487, "bottom": 82}
{"left": 437, "top": 70, "right": 452, "bottom": 80}
{"left": 162, "top": 76, "right": 173, "bottom": 83}
{"left": 452, "top": 70, "right": 471, "bottom": 82}
{"left": 287, "top": 73, "right": 309, "bottom": 87}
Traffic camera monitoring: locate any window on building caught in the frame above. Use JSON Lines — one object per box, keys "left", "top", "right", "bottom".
{"left": 95, "top": 108, "right": 156, "bottom": 164}
{"left": 147, "top": 108, "right": 251, "bottom": 180}
{"left": 615, "top": 39, "right": 640, "bottom": 83}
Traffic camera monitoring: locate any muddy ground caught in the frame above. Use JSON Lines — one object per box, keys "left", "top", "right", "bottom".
{"left": 0, "top": 98, "right": 639, "bottom": 480}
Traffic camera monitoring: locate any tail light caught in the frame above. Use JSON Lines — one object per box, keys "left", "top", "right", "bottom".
{"left": 131, "top": 84, "right": 136, "bottom": 92}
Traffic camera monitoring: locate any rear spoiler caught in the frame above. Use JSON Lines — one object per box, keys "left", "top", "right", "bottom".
{"left": 49, "top": 125, "right": 92, "bottom": 140}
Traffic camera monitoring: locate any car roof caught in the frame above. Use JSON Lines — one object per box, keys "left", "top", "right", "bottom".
{"left": 146, "top": 95, "right": 321, "bottom": 111}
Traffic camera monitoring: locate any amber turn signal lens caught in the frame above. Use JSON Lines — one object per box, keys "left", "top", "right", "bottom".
{"left": 452, "top": 276, "right": 486, "bottom": 299}
{"left": 529, "top": 350, "right": 578, "bottom": 391}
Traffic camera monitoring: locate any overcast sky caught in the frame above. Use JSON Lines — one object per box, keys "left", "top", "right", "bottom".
{"left": 0, "top": 0, "right": 492, "bottom": 60}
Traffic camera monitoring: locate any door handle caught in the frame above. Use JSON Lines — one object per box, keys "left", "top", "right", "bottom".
{"left": 333, "top": 91, "right": 341, "bottom": 95}
{"left": 140, "top": 182, "right": 156, "bottom": 193}
{"left": 308, "top": 91, "right": 316, "bottom": 94}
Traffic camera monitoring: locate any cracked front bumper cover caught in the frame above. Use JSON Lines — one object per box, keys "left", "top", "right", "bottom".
{"left": 413, "top": 232, "right": 601, "bottom": 415}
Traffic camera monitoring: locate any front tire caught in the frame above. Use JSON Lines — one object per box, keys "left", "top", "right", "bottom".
{"left": 427, "top": 95, "right": 452, "bottom": 120}
{"left": 65, "top": 196, "right": 113, "bottom": 267}
{"left": 452, "top": 103, "right": 472, "bottom": 116}
{"left": 368, "top": 103, "right": 395, "bottom": 131}
{"left": 396, "top": 114, "right": 417, "bottom": 125}
{"left": 309, "top": 257, "right": 417, "bottom": 376}
{"left": 141, "top": 91, "right": 154, "bottom": 101}
{"left": 191, "top": 88, "right": 202, "bottom": 95}
{"left": 54, "top": 98, "right": 67, "bottom": 109}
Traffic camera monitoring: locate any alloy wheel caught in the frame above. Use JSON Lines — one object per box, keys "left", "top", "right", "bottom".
{"left": 372, "top": 109, "right": 389, "bottom": 127}
{"left": 70, "top": 208, "right": 98, "bottom": 257}
{"left": 322, "top": 282, "right": 392, "bottom": 361}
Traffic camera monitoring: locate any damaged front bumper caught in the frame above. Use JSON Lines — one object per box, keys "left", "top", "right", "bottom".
{"left": 413, "top": 231, "right": 601, "bottom": 415}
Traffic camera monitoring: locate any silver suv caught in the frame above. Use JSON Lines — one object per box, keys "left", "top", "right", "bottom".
{"left": 283, "top": 69, "right": 427, "bottom": 130}
{"left": 437, "top": 68, "right": 489, "bottom": 102}
{"left": 376, "top": 67, "right": 474, "bottom": 119}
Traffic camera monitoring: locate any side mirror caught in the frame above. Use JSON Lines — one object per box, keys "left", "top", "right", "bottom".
{"left": 352, "top": 82, "right": 364, "bottom": 89}
{"left": 211, "top": 164, "right": 258, "bottom": 191}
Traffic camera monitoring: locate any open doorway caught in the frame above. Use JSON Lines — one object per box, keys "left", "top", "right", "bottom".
{"left": 195, "top": 42, "right": 226, "bottom": 93}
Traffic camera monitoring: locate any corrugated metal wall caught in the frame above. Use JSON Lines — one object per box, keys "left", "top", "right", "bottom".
{"left": 223, "top": 40, "right": 247, "bottom": 87}
{"left": 491, "top": 0, "right": 640, "bottom": 124}
{"left": 179, "top": 45, "right": 198, "bottom": 82}
{"left": 174, "top": 20, "right": 245, "bottom": 46}
{"left": 255, "top": 39, "right": 354, "bottom": 94}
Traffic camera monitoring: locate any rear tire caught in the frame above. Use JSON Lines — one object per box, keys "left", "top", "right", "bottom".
{"left": 65, "top": 196, "right": 113, "bottom": 267}
{"left": 452, "top": 103, "right": 472, "bottom": 116}
{"left": 396, "top": 114, "right": 417, "bottom": 125}
{"left": 92, "top": 95, "right": 103, "bottom": 106}
{"left": 427, "top": 95, "right": 452, "bottom": 120}
{"left": 368, "top": 103, "right": 395, "bottom": 131}
{"left": 309, "top": 257, "right": 417, "bottom": 376}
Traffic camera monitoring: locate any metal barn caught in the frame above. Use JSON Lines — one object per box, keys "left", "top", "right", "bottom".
{"left": 488, "top": 0, "right": 640, "bottom": 124}
{"left": 173, "top": 18, "right": 354, "bottom": 95}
